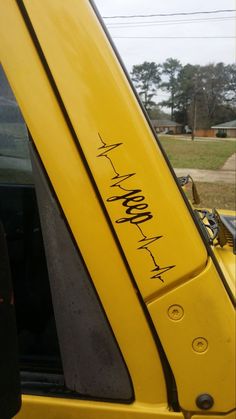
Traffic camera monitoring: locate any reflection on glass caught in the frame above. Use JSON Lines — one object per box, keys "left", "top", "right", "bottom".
{"left": 0, "top": 64, "right": 32, "bottom": 184}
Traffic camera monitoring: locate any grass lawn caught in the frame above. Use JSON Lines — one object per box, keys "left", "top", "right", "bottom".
{"left": 159, "top": 136, "right": 236, "bottom": 169}
{"left": 158, "top": 135, "right": 235, "bottom": 210}
{"left": 0, "top": 124, "right": 235, "bottom": 210}
{"left": 185, "top": 182, "right": 236, "bottom": 211}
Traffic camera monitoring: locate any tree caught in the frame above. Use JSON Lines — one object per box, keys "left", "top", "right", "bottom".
{"left": 130, "top": 62, "right": 161, "bottom": 110}
{"left": 197, "top": 63, "right": 236, "bottom": 126}
{"left": 171, "top": 63, "right": 236, "bottom": 131}
{"left": 130, "top": 59, "right": 236, "bottom": 130}
{"left": 226, "top": 63, "right": 236, "bottom": 106}
{"left": 172, "top": 64, "right": 199, "bottom": 126}
{"left": 147, "top": 105, "right": 170, "bottom": 120}
{"left": 160, "top": 58, "right": 182, "bottom": 120}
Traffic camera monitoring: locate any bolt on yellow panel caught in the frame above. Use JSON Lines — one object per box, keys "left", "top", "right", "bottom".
{"left": 0, "top": 0, "right": 167, "bottom": 408}
{"left": 148, "top": 259, "right": 235, "bottom": 413}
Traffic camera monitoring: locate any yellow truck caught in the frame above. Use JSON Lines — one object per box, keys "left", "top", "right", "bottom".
{"left": 0, "top": 1, "right": 235, "bottom": 419}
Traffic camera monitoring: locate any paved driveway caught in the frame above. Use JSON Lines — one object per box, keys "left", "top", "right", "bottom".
{"left": 174, "top": 153, "right": 236, "bottom": 184}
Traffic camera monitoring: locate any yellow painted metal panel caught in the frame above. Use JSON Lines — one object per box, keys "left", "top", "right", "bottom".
{"left": 148, "top": 259, "right": 235, "bottom": 412}
{"left": 16, "top": 396, "right": 184, "bottom": 419}
{"left": 21, "top": 0, "right": 208, "bottom": 300}
{"left": 193, "top": 413, "right": 236, "bottom": 419}
{"left": 1, "top": 1, "right": 234, "bottom": 418}
{"left": 0, "top": 0, "right": 167, "bottom": 409}
{"left": 213, "top": 246, "right": 236, "bottom": 303}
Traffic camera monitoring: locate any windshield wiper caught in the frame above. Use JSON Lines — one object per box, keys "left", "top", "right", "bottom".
{"left": 195, "top": 209, "right": 236, "bottom": 253}
{"left": 178, "top": 175, "right": 200, "bottom": 205}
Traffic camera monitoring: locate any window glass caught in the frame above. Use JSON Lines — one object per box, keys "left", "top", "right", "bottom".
{"left": 0, "top": 67, "right": 32, "bottom": 184}
{"left": 0, "top": 64, "right": 133, "bottom": 401}
{"left": 0, "top": 64, "right": 62, "bottom": 376}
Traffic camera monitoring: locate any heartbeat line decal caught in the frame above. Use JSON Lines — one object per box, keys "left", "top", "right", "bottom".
{"left": 97, "top": 133, "right": 175, "bottom": 282}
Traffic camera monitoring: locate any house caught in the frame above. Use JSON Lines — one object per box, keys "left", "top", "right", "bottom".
{"left": 211, "top": 120, "right": 236, "bottom": 138}
{"left": 151, "top": 119, "right": 183, "bottom": 135}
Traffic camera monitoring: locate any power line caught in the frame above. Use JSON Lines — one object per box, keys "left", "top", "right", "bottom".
{"left": 112, "top": 36, "right": 235, "bottom": 39}
{"left": 107, "top": 16, "right": 235, "bottom": 27}
{"left": 107, "top": 16, "right": 235, "bottom": 28}
{"left": 103, "top": 9, "right": 236, "bottom": 19}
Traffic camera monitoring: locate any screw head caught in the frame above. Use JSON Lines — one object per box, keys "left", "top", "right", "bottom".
{"left": 192, "top": 337, "right": 208, "bottom": 353}
{"left": 168, "top": 304, "right": 184, "bottom": 321}
{"left": 196, "top": 393, "right": 214, "bottom": 410}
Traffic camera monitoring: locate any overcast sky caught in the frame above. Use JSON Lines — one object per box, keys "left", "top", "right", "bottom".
{"left": 94, "top": 0, "right": 236, "bottom": 71}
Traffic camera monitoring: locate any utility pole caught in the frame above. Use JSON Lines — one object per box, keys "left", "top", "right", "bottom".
{"left": 191, "top": 94, "right": 197, "bottom": 141}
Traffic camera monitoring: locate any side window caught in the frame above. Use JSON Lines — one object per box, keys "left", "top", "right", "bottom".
{"left": 0, "top": 65, "right": 62, "bottom": 377}
{"left": 0, "top": 64, "right": 133, "bottom": 401}
{"left": 0, "top": 68, "right": 32, "bottom": 185}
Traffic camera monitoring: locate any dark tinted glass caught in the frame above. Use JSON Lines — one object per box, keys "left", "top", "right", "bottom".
{"left": 0, "top": 64, "right": 133, "bottom": 401}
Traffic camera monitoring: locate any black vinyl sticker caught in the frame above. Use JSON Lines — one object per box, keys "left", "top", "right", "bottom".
{"left": 97, "top": 134, "right": 175, "bottom": 282}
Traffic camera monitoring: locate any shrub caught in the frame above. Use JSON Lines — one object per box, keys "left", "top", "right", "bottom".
{"left": 216, "top": 131, "right": 227, "bottom": 138}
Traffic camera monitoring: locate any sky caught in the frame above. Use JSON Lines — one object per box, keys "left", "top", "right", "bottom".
{"left": 94, "top": 0, "right": 236, "bottom": 71}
